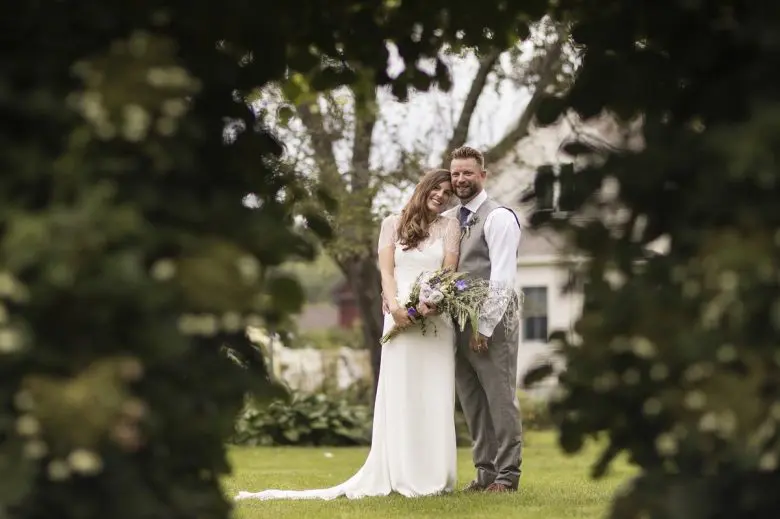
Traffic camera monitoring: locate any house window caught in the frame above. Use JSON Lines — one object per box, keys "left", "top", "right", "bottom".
{"left": 522, "top": 286, "right": 548, "bottom": 342}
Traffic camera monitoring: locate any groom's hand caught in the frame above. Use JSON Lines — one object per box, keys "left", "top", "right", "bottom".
{"left": 469, "top": 333, "right": 489, "bottom": 353}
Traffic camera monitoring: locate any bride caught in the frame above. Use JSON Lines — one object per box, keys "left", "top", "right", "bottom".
{"left": 235, "top": 168, "right": 462, "bottom": 500}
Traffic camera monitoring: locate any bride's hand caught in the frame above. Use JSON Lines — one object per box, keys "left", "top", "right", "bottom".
{"left": 417, "top": 302, "right": 439, "bottom": 317}
{"left": 390, "top": 307, "right": 414, "bottom": 328}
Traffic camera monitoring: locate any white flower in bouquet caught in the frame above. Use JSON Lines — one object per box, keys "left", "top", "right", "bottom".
{"left": 418, "top": 282, "right": 433, "bottom": 301}
{"left": 422, "top": 290, "right": 444, "bottom": 305}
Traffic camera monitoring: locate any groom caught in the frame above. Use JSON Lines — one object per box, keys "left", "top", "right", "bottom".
{"left": 447, "top": 146, "right": 523, "bottom": 493}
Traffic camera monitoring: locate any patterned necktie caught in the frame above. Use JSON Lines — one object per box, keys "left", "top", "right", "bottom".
{"left": 459, "top": 206, "right": 471, "bottom": 227}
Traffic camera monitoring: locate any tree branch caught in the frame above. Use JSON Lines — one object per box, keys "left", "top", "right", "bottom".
{"left": 350, "top": 86, "right": 379, "bottom": 192}
{"left": 483, "top": 28, "right": 567, "bottom": 167}
{"left": 324, "top": 85, "right": 380, "bottom": 267}
{"left": 296, "top": 101, "right": 343, "bottom": 186}
{"left": 440, "top": 48, "right": 503, "bottom": 166}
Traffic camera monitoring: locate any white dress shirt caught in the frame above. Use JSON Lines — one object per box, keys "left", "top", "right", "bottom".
{"left": 460, "top": 190, "right": 522, "bottom": 337}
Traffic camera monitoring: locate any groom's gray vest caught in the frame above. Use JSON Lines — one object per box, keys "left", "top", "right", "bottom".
{"left": 457, "top": 197, "right": 520, "bottom": 282}
{"left": 456, "top": 197, "right": 521, "bottom": 338}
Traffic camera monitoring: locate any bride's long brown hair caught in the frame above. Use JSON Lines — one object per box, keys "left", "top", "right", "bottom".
{"left": 397, "top": 169, "right": 452, "bottom": 251}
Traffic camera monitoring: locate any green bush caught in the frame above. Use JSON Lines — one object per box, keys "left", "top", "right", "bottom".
{"left": 454, "top": 391, "right": 553, "bottom": 449}
{"left": 454, "top": 410, "right": 473, "bottom": 447}
{"left": 231, "top": 394, "right": 371, "bottom": 447}
{"left": 525, "top": 2, "right": 780, "bottom": 518}
{"left": 232, "top": 389, "right": 551, "bottom": 450}
{"left": 292, "top": 325, "right": 364, "bottom": 350}
{"left": 330, "top": 379, "right": 374, "bottom": 407}
{"left": 518, "top": 391, "right": 555, "bottom": 431}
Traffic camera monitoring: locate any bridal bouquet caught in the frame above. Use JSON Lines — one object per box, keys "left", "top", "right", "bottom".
{"left": 380, "top": 267, "right": 518, "bottom": 344}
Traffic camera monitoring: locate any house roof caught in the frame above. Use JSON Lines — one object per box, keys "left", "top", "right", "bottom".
{"left": 518, "top": 227, "right": 564, "bottom": 257}
{"left": 479, "top": 109, "right": 647, "bottom": 262}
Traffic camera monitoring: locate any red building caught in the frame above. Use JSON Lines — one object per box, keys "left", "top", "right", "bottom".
{"left": 332, "top": 281, "right": 360, "bottom": 329}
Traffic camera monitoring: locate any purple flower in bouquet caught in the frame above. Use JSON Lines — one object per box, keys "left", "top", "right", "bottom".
{"left": 455, "top": 279, "right": 468, "bottom": 291}
{"left": 407, "top": 307, "right": 419, "bottom": 318}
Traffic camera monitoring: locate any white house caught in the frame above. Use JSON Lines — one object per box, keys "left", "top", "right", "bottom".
{"left": 486, "top": 111, "right": 644, "bottom": 394}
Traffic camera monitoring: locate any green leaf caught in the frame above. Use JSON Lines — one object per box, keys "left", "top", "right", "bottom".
{"left": 523, "top": 363, "right": 555, "bottom": 387}
{"left": 309, "top": 67, "right": 357, "bottom": 92}
{"left": 277, "top": 105, "right": 296, "bottom": 128}
{"left": 559, "top": 429, "right": 584, "bottom": 454}
{"left": 315, "top": 187, "right": 339, "bottom": 212}
{"left": 591, "top": 441, "right": 621, "bottom": 479}
{"left": 281, "top": 73, "right": 310, "bottom": 104}
{"left": 303, "top": 212, "right": 333, "bottom": 240}
{"left": 282, "top": 429, "right": 300, "bottom": 442}
{"left": 515, "top": 21, "right": 531, "bottom": 40}
{"left": 0, "top": 437, "right": 36, "bottom": 505}
{"left": 434, "top": 59, "right": 452, "bottom": 91}
{"left": 561, "top": 141, "right": 597, "bottom": 156}
{"left": 267, "top": 274, "right": 305, "bottom": 314}
{"left": 535, "top": 95, "right": 566, "bottom": 126}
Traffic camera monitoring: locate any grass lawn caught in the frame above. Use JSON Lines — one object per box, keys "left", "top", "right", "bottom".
{"left": 224, "top": 431, "right": 635, "bottom": 519}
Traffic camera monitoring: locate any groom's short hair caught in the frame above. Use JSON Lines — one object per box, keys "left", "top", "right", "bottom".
{"left": 450, "top": 146, "right": 485, "bottom": 169}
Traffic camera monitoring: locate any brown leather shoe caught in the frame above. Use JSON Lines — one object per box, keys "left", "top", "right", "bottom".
{"left": 462, "top": 480, "right": 487, "bottom": 492}
{"left": 485, "top": 482, "right": 517, "bottom": 493}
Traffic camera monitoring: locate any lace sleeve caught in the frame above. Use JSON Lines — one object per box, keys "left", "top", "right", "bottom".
{"left": 377, "top": 214, "right": 398, "bottom": 253}
{"left": 443, "top": 216, "right": 461, "bottom": 255}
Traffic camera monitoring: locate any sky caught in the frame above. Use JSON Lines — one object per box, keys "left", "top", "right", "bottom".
{"left": 379, "top": 44, "right": 534, "bottom": 164}
{"left": 244, "top": 38, "right": 544, "bottom": 215}
{"left": 368, "top": 43, "right": 536, "bottom": 213}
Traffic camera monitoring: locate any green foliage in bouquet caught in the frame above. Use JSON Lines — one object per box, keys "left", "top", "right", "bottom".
{"left": 525, "top": 2, "right": 780, "bottom": 518}
{"left": 231, "top": 394, "right": 371, "bottom": 447}
{"left": 381, "top": 267, "right": 520, "bottom": 344}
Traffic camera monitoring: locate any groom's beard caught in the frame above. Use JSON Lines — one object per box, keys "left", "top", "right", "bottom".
{"left": 455, "top": 184, "right": 478, "bottom": 201}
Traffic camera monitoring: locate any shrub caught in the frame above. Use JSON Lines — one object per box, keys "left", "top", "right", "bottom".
{"left": 331, "top": 379, "right": 374, "bottom": 407}
{"left": 453, "top": 391, "right": 553, "bottom": 449}
{"left": 454, "top": 410, "right": 473, "bottom": 447}
{"left": 232, "top": 390, "right": 552, "bottom": 450}
{"left": 293, "top": 325, "right": 364, "bottom": 350}
{"left": 518, "top": 391, "right": 555, "bottom": 431}
{"left": 231, "top": 394, "right": 371, "bottom": 447}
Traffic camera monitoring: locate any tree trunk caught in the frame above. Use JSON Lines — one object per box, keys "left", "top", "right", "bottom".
{"left": 341, "top": 255, "right": 384, "bottom": 403}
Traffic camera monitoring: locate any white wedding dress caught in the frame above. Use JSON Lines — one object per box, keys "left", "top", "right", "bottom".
{"left": 235, "top": 214, "right": 461, "bottom": 501}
